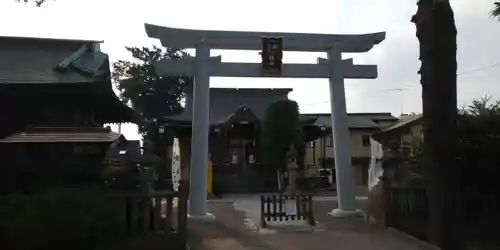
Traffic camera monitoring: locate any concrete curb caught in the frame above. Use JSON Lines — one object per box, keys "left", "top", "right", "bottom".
{"left": 207, "top": 199, "right": 235, "bottom": 203}
{"left": 211, "top": 196, "right": 369, "bottom": 201}
{"left": 386, "top": 227, "right": 441, "bottom": 250}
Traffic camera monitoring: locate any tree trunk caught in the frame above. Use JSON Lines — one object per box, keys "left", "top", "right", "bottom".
{"left": 412, "top": 1, "right": 466, "bottom": 249}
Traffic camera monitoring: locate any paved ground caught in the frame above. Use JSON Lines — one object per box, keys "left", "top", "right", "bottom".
{"left": 187, "top": 199, "right": 438, "bottom": 250}
{"left": 217, "top": 186, "right": 370, "bottom": 200}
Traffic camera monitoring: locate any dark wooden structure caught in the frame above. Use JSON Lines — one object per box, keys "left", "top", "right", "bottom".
{"left": 119, "top": 180, "right": 189, "bottom": 250}
{"left": 162, "top": 88, "right": 318, "bottom": 194}
{"left": 260, "top": 193, "right": 315, "bottom": 228}
{"left": 0, "top": 36, "right": 141, "bottom": 193}
{"left": 384, "top": 184, "right": 428, "bottom": 241}
{"left": 0, "top": 36, "right": 140, "bottom": 136}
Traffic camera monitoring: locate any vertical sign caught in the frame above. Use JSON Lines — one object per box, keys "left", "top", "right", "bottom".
{"left": 171, "top": 137, "right": 181, "bottom": 192}
{"left": 261, "top": 36, "right": 283, "bottom": 75}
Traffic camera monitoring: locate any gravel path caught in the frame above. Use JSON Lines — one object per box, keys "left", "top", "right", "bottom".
{"left": 187, "top": 200, "right": 438, "bottom": 250}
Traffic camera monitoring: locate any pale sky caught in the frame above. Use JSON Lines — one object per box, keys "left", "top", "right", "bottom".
{"left": 1, "top": 0, "right": 499, "bottom": 140}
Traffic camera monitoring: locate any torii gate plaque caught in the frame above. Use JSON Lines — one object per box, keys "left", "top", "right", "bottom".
{"left": 145, "top": 24, "right": 386, "bottom": 221}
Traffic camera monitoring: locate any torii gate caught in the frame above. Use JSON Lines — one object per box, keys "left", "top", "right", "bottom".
{"left": 145, "top": 23, "right": 385, "bottom": 221}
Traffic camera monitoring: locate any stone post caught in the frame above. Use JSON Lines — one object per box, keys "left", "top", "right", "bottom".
{"left": 326, "top": 46, "right": 362, "bottom": 217}
{"left": 188, "top": 42, "right": 215, "bottom": 222}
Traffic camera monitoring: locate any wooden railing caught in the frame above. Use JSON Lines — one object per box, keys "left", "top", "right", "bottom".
{"left": 385, "top": 185, "right": 428, "bottom": 240}
{"left": 118, "top": 180, "right": 189, "bottom": 248}
{"left": 260, "top": 194, "right": 315, "bottom": 228}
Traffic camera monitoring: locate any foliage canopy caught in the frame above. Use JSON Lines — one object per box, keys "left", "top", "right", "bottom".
{"left": 112, "top": 46, "right": 191, "bottom": 156}
{"left": 260, "top": 99, "right": 305, "bottom": 172}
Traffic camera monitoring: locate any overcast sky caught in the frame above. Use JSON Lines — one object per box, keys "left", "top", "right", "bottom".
{"left": 1, "top": 0, "right": 499, "bottom": 140}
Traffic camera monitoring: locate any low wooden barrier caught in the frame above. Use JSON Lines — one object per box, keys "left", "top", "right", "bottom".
{"left": 385, "top": 185, "right": 428, "bottom": 241}
{"left": 121, "top": 180, "right": 189, "bottom": 249}
{"left": 260, "top": 194, "right": 315, "bottom": 228}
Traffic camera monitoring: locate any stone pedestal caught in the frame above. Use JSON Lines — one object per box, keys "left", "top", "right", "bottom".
{"left": 286, "top": 169, "right": 298, "bottom": 194}
{"left": 188, "top": 212, "right": 216, "bottom": 222}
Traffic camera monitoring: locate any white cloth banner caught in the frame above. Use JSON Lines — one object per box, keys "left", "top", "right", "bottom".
{"left": 171, "top": 137, "right": 181, "bottom": 192}
{"left": 368, "top": 137, "right": 384, "bottom": 191}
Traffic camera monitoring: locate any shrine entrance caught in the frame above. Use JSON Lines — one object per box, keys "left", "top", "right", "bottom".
{"left": 214, "top": 121, "right": 263, "bottom": 194}
{"left": 145, "top": 24, "right": 385, "bottom": 221}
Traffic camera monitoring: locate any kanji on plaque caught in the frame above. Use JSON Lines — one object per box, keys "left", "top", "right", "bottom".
{"left": 261, "top": 36, "right": 283, "bottom": 75}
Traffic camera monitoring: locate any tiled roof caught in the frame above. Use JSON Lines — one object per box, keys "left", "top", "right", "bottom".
{"left": 0, "top": 36, "right": 142, "bottom": 124}
{"left": 0, "top": 36, "right": 106, "bottom": 84}
{"left": 301, "top": 113, "right": 397, "bottom": 129}
{"left": 163, "top": 88, "right": 293, "bottom": 125}
{"left": 163, "top": 88, "right": 394, "bottom": 129}
{"left": 0, "top": 127, "right": 122, "bottom": 143}
{"left": 381, "top": 114, "right": 423, "bottom": 132}
{"left": 350, "top": 112, "right": 399, "bottom": 121}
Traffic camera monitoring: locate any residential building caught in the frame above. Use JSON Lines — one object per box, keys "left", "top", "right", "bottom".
{"left": 302, "top": 113, "right": 398, "bottom": 185}
{"left": 371, "top": 114, "right": 424, "bottom": 156}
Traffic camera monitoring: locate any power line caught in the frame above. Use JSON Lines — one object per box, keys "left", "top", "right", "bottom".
{"left": 457, "top": 63, "right": 500, "bottom": 76}
{"left": 299, "top": 62, "right": 500, "bottom": 107}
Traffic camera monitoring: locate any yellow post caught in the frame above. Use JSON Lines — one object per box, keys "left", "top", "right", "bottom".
{"left": 207, "top": 154, "right": 213, "bottom": 194}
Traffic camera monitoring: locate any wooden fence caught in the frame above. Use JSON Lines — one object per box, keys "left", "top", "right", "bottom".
{"left": 119, "top": 180, "right": 189, "bottom": 249}
{"left": 385, "top": 185, "right": 428, "bottom": 240}
{"left": 260, "top": 194, "right": 315, "bottom": 228}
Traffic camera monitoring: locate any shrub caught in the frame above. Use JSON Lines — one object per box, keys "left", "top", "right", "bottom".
{"left": 0, "top": 188, "right": 125, "bottom": 250}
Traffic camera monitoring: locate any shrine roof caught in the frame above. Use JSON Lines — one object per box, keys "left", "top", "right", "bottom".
{"left": 0, "top": 126, "right": 122, "bottom": 143}
{"left": 0, "top": 36, "right": 107, "bottom": 84}
{"left": 302, "top": 112, "right": 398, "bottom": 129}
{"left": 163, "top": 88, "right": 305, "bottom": 125}
{"left": 0, "top": 36, "right": 143, "bottom": 124}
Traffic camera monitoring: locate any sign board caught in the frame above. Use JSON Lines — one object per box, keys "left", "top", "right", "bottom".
{"left": 171, "top": 137, "right": 181, "bottom": 192}
{"left": 261, "top": 36, "right": 283, "bottom": 75}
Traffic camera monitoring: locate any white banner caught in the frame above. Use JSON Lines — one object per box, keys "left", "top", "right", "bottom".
{"left": 171, "top": 137, "right": 181, "bottom": 192}
{"left": 368, "top": 137, "right": 384, "bottom": 191}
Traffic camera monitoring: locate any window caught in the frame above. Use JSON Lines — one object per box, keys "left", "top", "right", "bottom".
{"left": 362, "top": 135, "right": 370, "bottom": 147}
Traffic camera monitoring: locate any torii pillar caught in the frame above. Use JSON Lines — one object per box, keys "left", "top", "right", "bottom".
{"left": 145, "top": 24, "right": 385, "bottom": 220}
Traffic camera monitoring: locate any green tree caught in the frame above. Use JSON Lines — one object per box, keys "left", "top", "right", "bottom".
{"left": 412, "top": 0, "right": 465, "bottom": 249}
{"left": 112, "top": 46, "right": 191, "bottom": 158}
{"left": 492, "top": 2, "right": 500, "bottom": 19}
{"left": 463, "top": 95, "right": 500, "bottom": 116}
{"left": 260, "top": 99, "right": 305, "bottom": 192}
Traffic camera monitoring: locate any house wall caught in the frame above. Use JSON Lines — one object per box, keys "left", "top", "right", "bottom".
{"left": 402, "top": 124, "right": 424, "bottom": 144}
{"left": 304, "top": 129, "right": 377, "bottom": 185}
{"left": 305, "top": 130, "right": 375, "bottom": 166}
{"left": 392, "top": 124, "right": 424, "bottom": 156}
